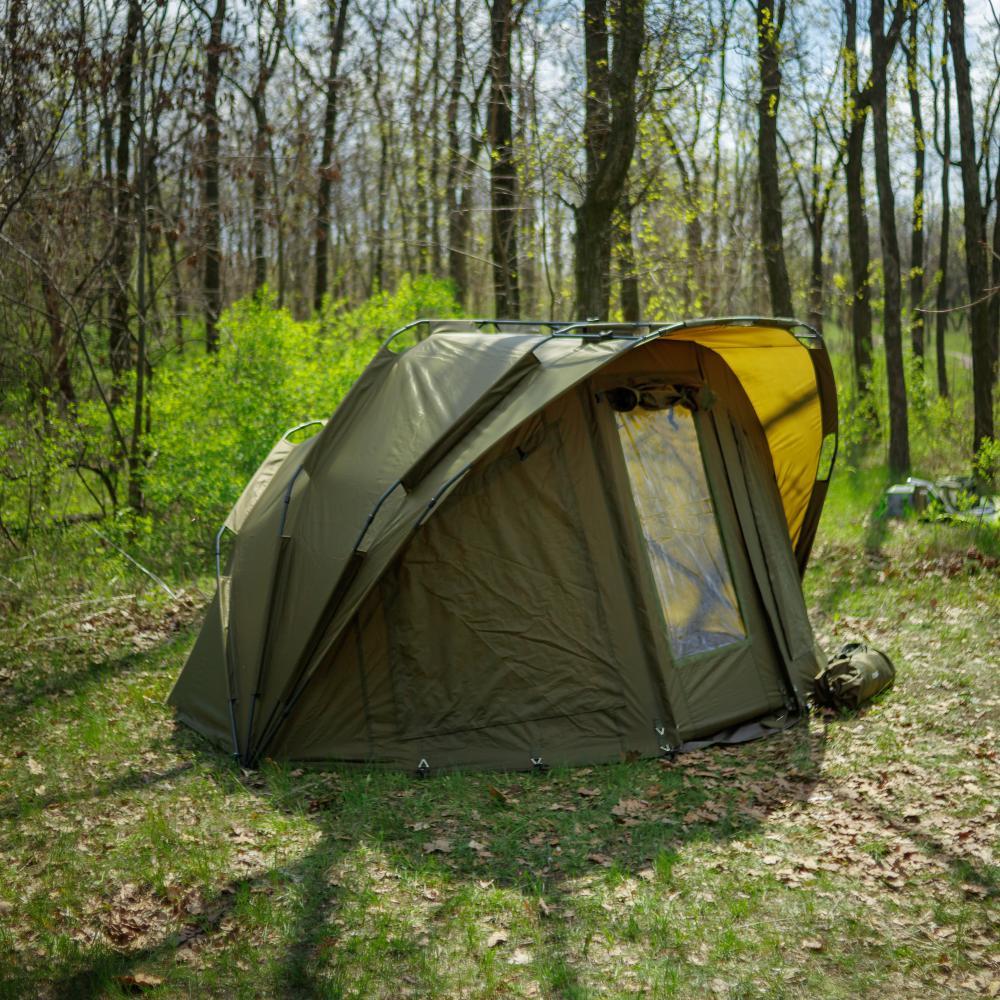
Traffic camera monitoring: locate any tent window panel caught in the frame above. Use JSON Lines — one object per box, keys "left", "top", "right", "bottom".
{"left": 616, "top": 404, "right": 746, "bottom": 659}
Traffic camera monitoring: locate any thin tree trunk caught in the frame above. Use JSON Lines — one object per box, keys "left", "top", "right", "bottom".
{"left": 934, "top": 1, "right": 950, "bottom": 397}
{"left": 906, "top": 2, "right": 926, "bottom": 360}
{"left": 489, "top": 0, "right": 519, "bottom": 318}
{"left": 616, "top": 196, "right": 640, "bottom": 321}
{"left": 313, "top": 0, "right": 349, "bottom": 313}
{"left": 947, "top": 0, "right": 994, "bottom": 458}
{"left": 202, "top": 0, "right": 225, "bottom": 351}
{"left": 843, "top": 0, "right": 874, "bottom": 393}
{"left": 807, "top": 209, "right": 825, "bottom": 333}
{"left": 445, "top": 0, "right": 466, "bottom": 301}
{"left": 429, "top": 2, "right": 443, "bottom": 275}
{"left": 40, "top": 270, "right": 76, "bottom": 406}
{"left": 129, "top": 18, "right": 149, "bottom": 516}
{"left": 410, "top": 6, "right": 428, "bottom": 272}
{"left": 870, "top": 0, "right": 909, "bottom": 475}
{"left": 109, "top": 0, "right": 141, "bottom": 390}
{"left": 252, "top": 102, "right": 269, "bottom": 294}
{"left": 755, "top": 0, "right": 793, "bottom": 317}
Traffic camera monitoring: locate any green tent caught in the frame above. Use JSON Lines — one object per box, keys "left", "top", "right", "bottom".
{"left": 170, "top": 317, "right": 837, "bottom": 772}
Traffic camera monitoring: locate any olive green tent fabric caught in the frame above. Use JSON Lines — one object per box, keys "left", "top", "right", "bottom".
{"left": 169, "top": 319, "right": 837, "bottom": 770}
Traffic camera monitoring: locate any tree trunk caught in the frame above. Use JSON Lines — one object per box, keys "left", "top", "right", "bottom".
{"left": 843, "top": 0, "right": 873, "bottom": 393}
{"left": 755, "top": 0, "right": 793, "bottom": 317}
{"left": 573, "top": 0, "right": 645, "bottom": 320}
{"left": 906, "top": 2, "right": 925, "bottom": 360}
{"left": 202, "top": 0, "right": 225, "bottom": 351}
{"left": 870, "top": 0, "right": 909, "bottom": 476}
{"left": 489, "top": 0, "right": 519, "bottom": 318}
{"left": 445, "top": 0, "right": 466, "bottom": 302}
{"left": 252, "top": 101, "right": 269, "bottom": 294}
{"left": 947, "top": 0, "right": 994, "bottom": 456}
{"left": 313, "top": 0, "right": 349, "bottom": 313}
{"left": 616, "top": 195, "right": 640, "bottom": 321}
{"left": 807, "top": 210, "right": 825, "bottom": 333}
{"left": 934, "top": 1, "right": 950, "bottom": 398}
{"left": 129, "top": 22, "right": 149, "bottom": 517}
{"left": 109, "top": 0, "right": 141, "bottom": 389}
{"left": 40, "top": 269, "right": 76, "bottom": 406}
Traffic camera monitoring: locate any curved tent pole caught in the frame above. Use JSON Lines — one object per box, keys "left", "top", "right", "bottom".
{"left": 281, "top": 419, "right": 326, "bottom": 441}
{"left": 214, "top": 522, "right": 241, "bottom": 759}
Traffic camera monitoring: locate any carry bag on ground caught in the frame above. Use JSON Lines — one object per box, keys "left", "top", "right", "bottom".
{"left": 814, "top": 642, "right": 895, "bottom": 710}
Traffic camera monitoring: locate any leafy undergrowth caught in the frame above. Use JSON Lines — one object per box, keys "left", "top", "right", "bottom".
{"left": 1, "top": 497, "right": 998, "bottom": 998}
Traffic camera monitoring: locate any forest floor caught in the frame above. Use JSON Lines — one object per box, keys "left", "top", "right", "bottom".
{"left": 0, "top": 471, "right": 998, "bottom": 999}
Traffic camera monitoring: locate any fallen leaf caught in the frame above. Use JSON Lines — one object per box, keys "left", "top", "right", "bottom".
{"left": 116, "top": 972, "right": 164, "bottom": 992}
{"left": 538, "top": 898, "right": 554, "bottom": 917}
{"left": 801, "top": 938, "right": 824, "bottom": 951}
{"left": 578, "top": 787, "right": 600, "bottom": 798}
{"left": 486, "top": 930, "right": 508, "bottom": 947}
{"left": 509, "top": 947, "right": 533, "bottom": 965}
{"left": 488, "top": 785, "right": 510, "bottom": 806}
{"left": 422, "top": 838, "right": 453, "bottom": 854}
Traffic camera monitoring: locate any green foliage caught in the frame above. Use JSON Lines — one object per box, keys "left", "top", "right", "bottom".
{"left": 146, "top": 276, "right": 460, "bottom": 556}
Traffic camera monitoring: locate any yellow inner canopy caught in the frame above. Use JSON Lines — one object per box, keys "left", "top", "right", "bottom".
{"left": 672, "top": 325, "right": 823, "bottom": 546}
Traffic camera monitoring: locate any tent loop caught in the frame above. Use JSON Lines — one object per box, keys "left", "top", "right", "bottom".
{"left": 416, "top": 758, "right": 430, "bottom": 778}
{"left": 214, "top": 523, "right": 233, "bottom": 584}
{"left": 281, "top": 419, "right": 326, "bottom": 442}
{"left": 530, "top": 755, "right": 547, "bottom": 772}
{"left": 655, "top": 723, "right": 675, "bottom": 759}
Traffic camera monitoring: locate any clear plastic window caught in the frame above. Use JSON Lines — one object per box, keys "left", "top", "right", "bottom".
{"left": 616, "top": 404, "right": 746, "bottom": 659}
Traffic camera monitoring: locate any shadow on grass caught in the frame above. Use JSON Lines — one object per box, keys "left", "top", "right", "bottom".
{"left": 29, "top": 719, "right": 828, "bottom": 999}
{"left": 0, "top": 630, "right": 191, "bottom": 731}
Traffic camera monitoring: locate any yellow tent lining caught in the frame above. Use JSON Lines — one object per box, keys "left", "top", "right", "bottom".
{"left": 670, "top": 326, "right": 823, "bottom": 547}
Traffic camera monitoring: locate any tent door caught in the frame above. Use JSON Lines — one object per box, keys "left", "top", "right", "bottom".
{"left": 611, "top": 401, "right": 791, "bottom": 739}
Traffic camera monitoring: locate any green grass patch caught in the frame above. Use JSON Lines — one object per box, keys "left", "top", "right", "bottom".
{"left": 1, "top": 471, "right": 998, "bottom": 998}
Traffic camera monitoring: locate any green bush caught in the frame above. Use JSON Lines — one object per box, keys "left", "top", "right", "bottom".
{"left": 145, "top": 276, "right": 461, "bottom": 557}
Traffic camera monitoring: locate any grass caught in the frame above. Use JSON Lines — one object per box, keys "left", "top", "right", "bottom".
{"left": 1, "top": 471, "right": 998, "bottom": 998}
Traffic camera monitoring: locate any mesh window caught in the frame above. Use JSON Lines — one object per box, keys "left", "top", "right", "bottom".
{"left": 617, "top": 404, "right": 746, "bottom": 659}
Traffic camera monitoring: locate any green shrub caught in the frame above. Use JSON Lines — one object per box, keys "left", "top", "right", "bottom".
{"left": 145, "top": 276, "right": 461, "bottom": 558}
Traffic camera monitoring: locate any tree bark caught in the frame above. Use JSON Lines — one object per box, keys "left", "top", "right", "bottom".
{"left": 934, "top": 1, "right": 950, "bottom": 397}
{"left": 251, "top": 0, "right": 286, "bottom": 296}
{"left": 947, "top": 0, "right": 994, "bottom": 456}
{"left": 870, "top": 0, "right": 909, "bottom": 476}
{"left": 313, "top": 0, "right": 349, "bottom": 313}
{"left": 755, "top": 0, "right": 793, "bottom": 317}
{"left": 202, "top": 0, "right": 226, "bottom": 351}
{"left": 489, "top": 0, "right": 519, "bottom": 318}
{"left": 616, "top": 193, "right": 640, "bottom": 321}
{"left": 109, "top": 0, "right": 141, "bottom": 388}
{"left": 906, "top": 2, "right": 925, "bottom": 360}
{"left": 843, "top": 0, "right": 873, "bottom": 393}
{"left": 573, "top": 0, "right": 645, "bottom": 321}
{"left": 445, "top": 0, "right": 467, "bottom": 301}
